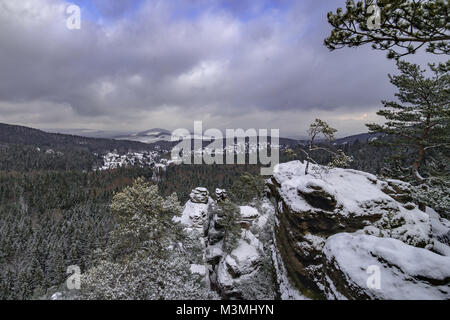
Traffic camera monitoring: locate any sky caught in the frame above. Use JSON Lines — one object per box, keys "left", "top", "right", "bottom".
{"left": 0, "top": 0, "right": 442, "bottom": 138}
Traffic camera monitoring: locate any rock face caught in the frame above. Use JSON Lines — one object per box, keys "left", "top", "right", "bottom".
{"left": 239, "top": 206, "right": 260, "bottom": 228}
{"left": 205, "top": 197, "right": 277, "bottom": 299}
{"left": 190, "top": 187, "right": 210, "bottom": 204}
{"left": 177, "top": 187, "right": 278, "bottom": 299}
{"left": 323, "top": 233, "right": 450, "bottom": 300}
{"left": 267, "top": 161, "right": 447, "bottom": 299}
{"left": 175, "top": 187, "right": 214, "bottom": 233}
{"left": 214, "top": 231, "right": 264, "bottom": 298}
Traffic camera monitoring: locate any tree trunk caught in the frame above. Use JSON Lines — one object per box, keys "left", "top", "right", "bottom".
{"left": 412, "top": 143, "right": 426, "bottom": 182}
{"left": 305, "top": 135, "right": 315, "bottom": 175}
{"left": 412, "top": 113, "right": 431, "bottom": 182}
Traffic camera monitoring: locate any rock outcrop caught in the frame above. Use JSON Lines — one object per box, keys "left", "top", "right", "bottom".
{"left": 175, "top": 187, "right": 214, "bottom": 234}
{"left": 428, "top": 207, "right": 450, "bottom": 257}
{"left": 267, "top": 161, "right": 448, "bottom": 299}
{"left": 176, "top": 187, "right": 278, "bottom": 299}
{"left": 215, "top": 188, "right": 227, "bottom": 201}
{"left": 239, "top": 206, "right": 260, "bottom": 228}
{"left": 176, "top": 164, "right": 450, "bottom": 300}
{"left": 214, "top": 231, "right": 264, "bottom": 298}
{"left": 190, "top": 187, "right": 210, "bottom": 204}
{"left": 205, "top": 197, "right": 277, "bottom": 299}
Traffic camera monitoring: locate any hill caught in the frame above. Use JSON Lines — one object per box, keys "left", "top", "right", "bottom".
{"left": 0, "top": 123, "right": 155, "bottom": 153}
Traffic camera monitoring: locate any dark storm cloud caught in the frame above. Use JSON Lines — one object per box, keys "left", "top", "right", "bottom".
{"left": 0, "top": 0, "right": 440, "bottom": 135}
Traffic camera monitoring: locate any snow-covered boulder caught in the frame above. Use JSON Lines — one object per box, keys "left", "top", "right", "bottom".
{"left": 267, "top": 161, "right": 435, "bottom": 298}
{"left": 223, "top": 231, "right": 262, "bottom": 278}
{"left": 381, "top": 179, "right": 414, "bottom": 204}
{"left": 190, "top": 187, "right": 210, "bottom": 204}
{"left": 323, "top": 233, "right": 450, "bottom": 300}
{"left": 178, "top": 200, "right": 210, "bottom": 231}
{"left": 271, "top": 161, "right": 424, "bottom": 224}
{"left": 215, "top": 230, "right": 270, "bottom": 299}
{"left": 361, "top": 205, "right": 433, "bottom": 248}
{"left": 205, "top": 245, "right": 223, "bottom": 265}
{"left": 240, "top": 206, "right": 259, "bottom": 225}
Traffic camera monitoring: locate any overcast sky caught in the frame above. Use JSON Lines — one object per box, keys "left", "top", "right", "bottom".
{"left": 0, "top": 0, "right": 442, "bottom": 137}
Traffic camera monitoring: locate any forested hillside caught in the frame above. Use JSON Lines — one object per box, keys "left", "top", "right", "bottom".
{"left": 0, "top": 123, "right": 155, "bottom": 153}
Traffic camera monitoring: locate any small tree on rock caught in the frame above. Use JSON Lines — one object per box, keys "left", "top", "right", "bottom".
{"left": 303, "top": 119, "right": 338, "bottom": 175}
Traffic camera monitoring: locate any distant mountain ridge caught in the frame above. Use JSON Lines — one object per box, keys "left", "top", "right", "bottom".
{"left": 1, "top": 123, "right": 381, "bottom": 153}
{"left": 42, "top": 126, "right": 380, "bottom": 146}
{"left": 0, "top": 123, "right": 156, "bottom": 153}
{"left": 333, "top": 132, "right": 384, "bottom": 145}
{"left": 44, "top": 128, "right": 129, "bottom": 139}
{"left": 114, "top": 128, "right": 173, "bottom": 144}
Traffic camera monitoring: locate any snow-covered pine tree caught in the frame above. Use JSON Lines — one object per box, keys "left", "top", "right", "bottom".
{"left": 328, "top": 149, "right": 354, "bottom": 169}
{"left": 81, "top": 178, "right": 217, "bottom": 300}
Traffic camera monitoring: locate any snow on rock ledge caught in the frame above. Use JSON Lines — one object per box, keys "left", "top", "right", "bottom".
{"left": 270, "top": 160, "right": 432, "bottom": 247}
{"left": 267, "top": 160, "right": 435, "bottom": 298}
{"left": 240, "top": 206, "right": 260, "bottom": 226}
{"left": 323, "top": 233, "right": 450, "bottom": 300}
{"left": 273, "top": 161, "right": 422, "bottom": 221}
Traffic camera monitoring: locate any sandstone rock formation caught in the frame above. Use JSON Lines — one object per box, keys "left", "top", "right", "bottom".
{"left": 175, "top": 187, "right": 213, "bottom": 233}
{"left": 205, "top": 197, "right": 277, "bottom": 299}
{"left": 190, "top": 187, "right": 210, "bottom": 204}
{"left": 267, "top": 160, "right": 450, "bottom": 299}
{"left": 176, "top": 166, "right": 450, "bottom": 300}
{"left": 215, "top": 188, "right": 227, "bottom": 201}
